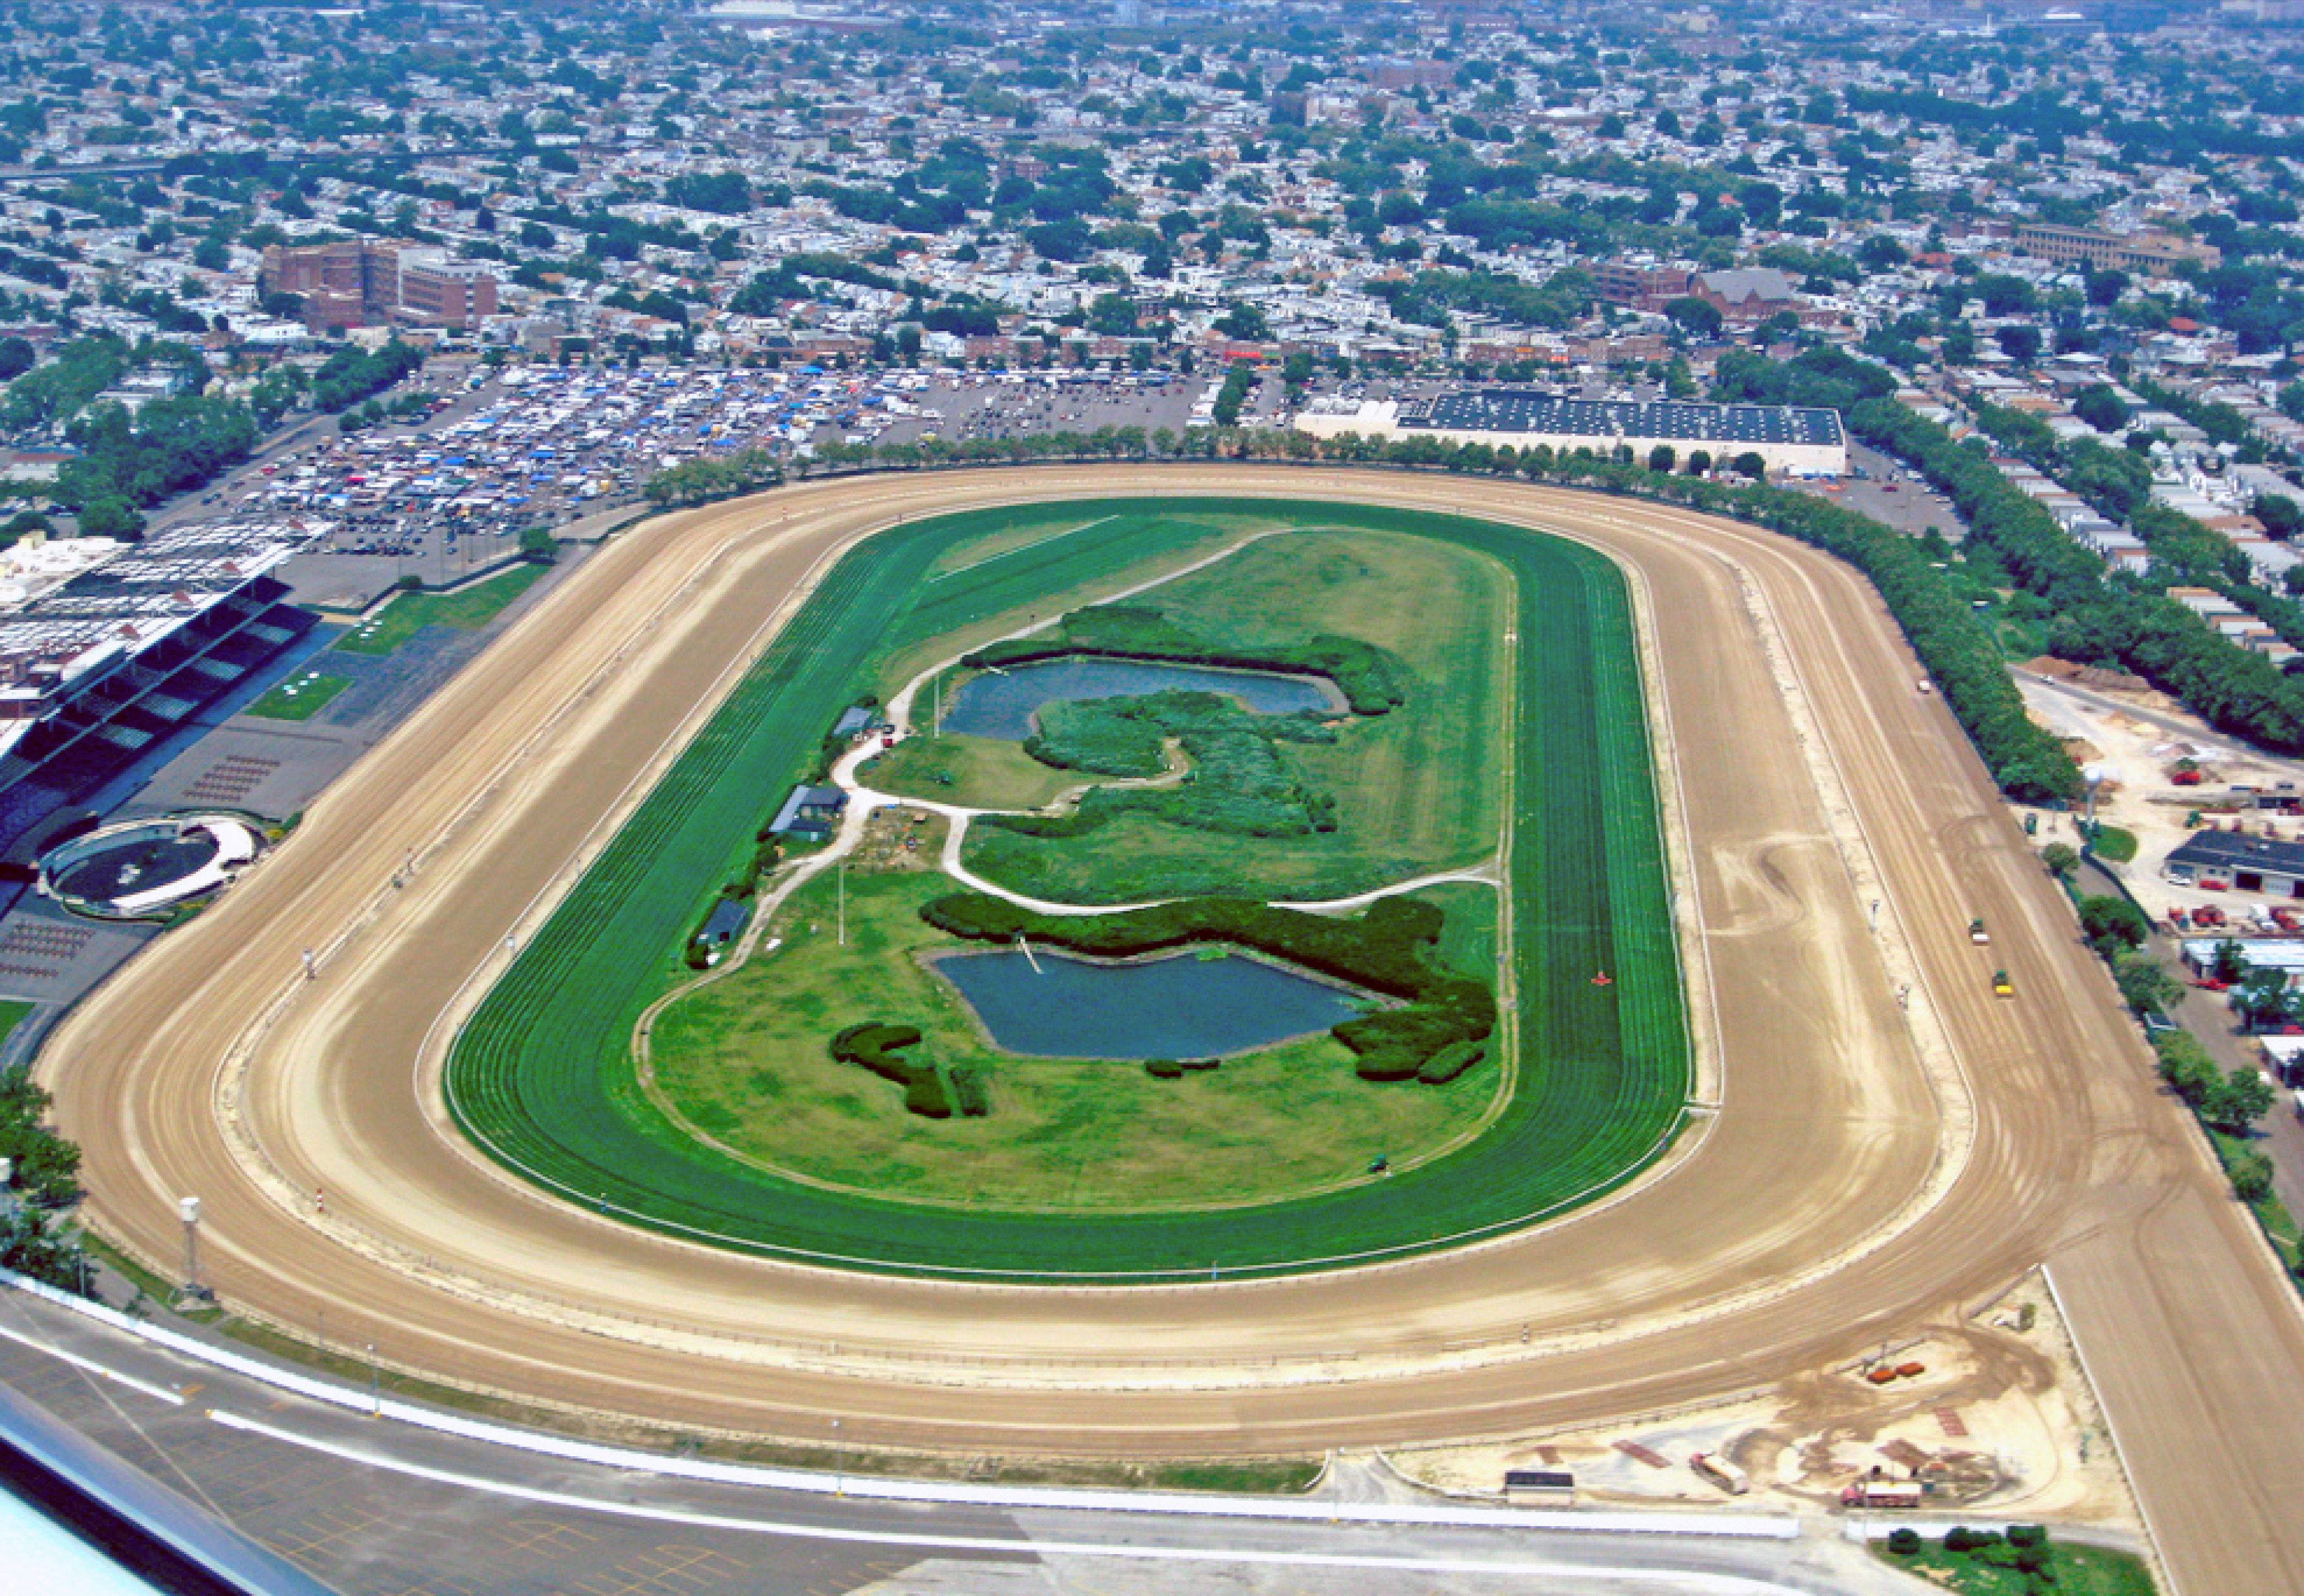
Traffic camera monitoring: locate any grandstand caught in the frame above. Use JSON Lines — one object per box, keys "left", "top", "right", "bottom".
{"left": 1295, "top": 389, "right": 1848, "bottom": 476}
{"left": 0, "top": 520, "right": 316, "bottom": 864}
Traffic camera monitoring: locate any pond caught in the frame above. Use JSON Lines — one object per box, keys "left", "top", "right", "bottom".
{"left": 931, "top": 947, "right": 1370, "bottom": 1060}
{"left": 939, "top": 656, "right": 1342, "bottom": 742}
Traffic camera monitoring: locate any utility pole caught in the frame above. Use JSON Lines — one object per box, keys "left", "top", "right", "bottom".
{"left": 837, "top": 859, "right": 846, "bottom": 946}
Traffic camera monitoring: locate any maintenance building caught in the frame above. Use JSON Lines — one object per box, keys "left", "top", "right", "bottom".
{"left": 2162, "top": 830, "right": 2304, "bottom": 898}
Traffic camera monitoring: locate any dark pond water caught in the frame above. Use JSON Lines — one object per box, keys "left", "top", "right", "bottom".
{"left": 931, "top": 948, "right": 1368, "bottom": 1060}
{"left": 939, "top": 657, "right": 1341, "bottom": 742}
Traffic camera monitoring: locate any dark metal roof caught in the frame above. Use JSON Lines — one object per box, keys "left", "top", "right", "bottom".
{"left": 2165, "top": 829, "right": 2304, "bottom": 875}
{"left": 1504, "top": 1469, "right": 1576, "bottom": 1487}
{"left": 1397, "top": 389, "right": 1844, "bottom": 448}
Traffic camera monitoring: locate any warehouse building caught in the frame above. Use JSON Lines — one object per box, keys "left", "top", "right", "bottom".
{"left": 2161, "top": 830, "right": 2304, "bottom": 898}
{"left": 1294, "top": 389, "right": 1848, "bottom": 476}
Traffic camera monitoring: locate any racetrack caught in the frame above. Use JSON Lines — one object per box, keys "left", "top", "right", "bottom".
{"left": 35, "top": 467, "right": 2304, "bottom": 1596}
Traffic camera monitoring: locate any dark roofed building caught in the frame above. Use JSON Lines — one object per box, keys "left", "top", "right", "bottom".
{"left": 1298, "top": 388, "right": 1847, "bottom": 476}
{"left": 2163, "top": 830, "right": 2304, "bottom": 897}
{"left": 769, "top": 783, "right": 848, "bottom": 841}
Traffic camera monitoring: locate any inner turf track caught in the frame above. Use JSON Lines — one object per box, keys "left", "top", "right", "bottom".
{"left": 443, "top": 497, "right": 1688, "bottom": 1278}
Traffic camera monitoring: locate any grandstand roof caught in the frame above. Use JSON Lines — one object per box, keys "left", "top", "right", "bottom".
{"left": 1398, "top": 389, "right": 1844, "bottom": 448}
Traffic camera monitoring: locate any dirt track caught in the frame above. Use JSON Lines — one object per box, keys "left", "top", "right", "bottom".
{"left": 35, "top": 468, "right": 2304, "bottom": 1595}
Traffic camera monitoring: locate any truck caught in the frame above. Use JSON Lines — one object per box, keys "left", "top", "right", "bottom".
{"left": 1969, "top": 918, "right": 1990, "bottom": 944}
{"left": 1993, "top": 970, "right": 2015, "bottom": 997}
{"left": 1690, "top": 1453, "right": 1749, "bottom": 1495}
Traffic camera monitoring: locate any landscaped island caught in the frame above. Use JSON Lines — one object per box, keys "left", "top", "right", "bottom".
{"left": 445, "top": 496, "right": 1690, "bottom": 1280}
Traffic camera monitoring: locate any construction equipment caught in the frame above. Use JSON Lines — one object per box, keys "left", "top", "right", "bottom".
{"left": 1992, "top": 970, "right": 2014, "bottom": 998}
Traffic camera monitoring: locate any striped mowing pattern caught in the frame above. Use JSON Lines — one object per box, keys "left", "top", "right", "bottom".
{"left": 445, "top": 498, "right": 1689, "bottom": 1280}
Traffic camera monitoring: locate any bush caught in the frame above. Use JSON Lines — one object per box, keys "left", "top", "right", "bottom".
{"left": 1417, "top": 1041, "right": 1485, "bottom": 1083}
{"left": 2005, "top": 1524, "right": 2046, "bottom": 1550}
{"left": 829, "top": 1022, "right": 952, "bottom": 1117}
{"left": 1885, "top": 1528, "right": 1921, "bottom": 1556}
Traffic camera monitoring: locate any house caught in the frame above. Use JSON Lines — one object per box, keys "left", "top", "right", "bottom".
{"left": 694, "top": 897, "right": 751, "bottom": 965}
{"left": 769, "top": 783, "right": 848, "bottom": 840}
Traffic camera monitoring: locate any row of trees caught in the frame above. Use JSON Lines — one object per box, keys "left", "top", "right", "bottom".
{"left": 1733, "top": 349, "right": 2304, "bottom": 758}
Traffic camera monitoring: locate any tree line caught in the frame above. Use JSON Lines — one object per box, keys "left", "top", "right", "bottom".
{"left": 644, "top": 411, "right": 2079, "bottom": 803}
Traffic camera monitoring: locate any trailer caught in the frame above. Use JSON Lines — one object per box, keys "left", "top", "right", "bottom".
{"left": 1690, "top": 1453, "right": 1749, "bottom": 1495}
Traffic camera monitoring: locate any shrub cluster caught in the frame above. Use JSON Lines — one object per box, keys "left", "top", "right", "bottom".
{"left": 922, "top": 892, "right": 1493, "bottom": 1083}
{"left": 1145, "top": 1057, "right": 1220, "bottom": 1079}
{"left": 830, "top": 1021, "right": 953, "bottom": 1118}
{"left": 1002, "top": 690, "right": 1342, "bottom": 841}
{"left": 967, "top": 604, "right": 1407, "bottom": 717}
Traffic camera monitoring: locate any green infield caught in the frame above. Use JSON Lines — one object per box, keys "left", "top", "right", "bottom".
{"left": 953, "top": 527, "right": 1507, "bottom": 904}
{"left": 445, "top": 496, "right": 1689, "bottom": 1280}
{"left": 646, "top": 870, "right": 1491, "bottom": 1209}
{"left": 244, "top": 671, "right": 352, "bottom": 722}
{"left": 333, "top": 561, "right": 551, "bottom": 656}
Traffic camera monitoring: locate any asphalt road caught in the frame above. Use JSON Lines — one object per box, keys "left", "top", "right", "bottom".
{"left": 30, "top": 466, "right": 2304, "bottom": 1596}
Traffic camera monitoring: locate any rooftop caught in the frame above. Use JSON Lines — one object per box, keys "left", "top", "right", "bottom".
{"left": 1399, "top": 390, "right": 1845, "bottom": 448}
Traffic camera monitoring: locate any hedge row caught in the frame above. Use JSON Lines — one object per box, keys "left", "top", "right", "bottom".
{"left": 829, "top": 1021, "right": 952, "bottom": 1118}
{"left": 966, "top": 603, "right": 1408, "bottom": 716}
{"left": 921, "top": 892, "right": 1493, "bottom": 1082}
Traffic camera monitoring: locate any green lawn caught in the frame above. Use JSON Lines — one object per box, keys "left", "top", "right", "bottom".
{"left": 333, "top": 561, "right": 550, "bottom": 656}
{"left": 958, "top": 528, "right": 1511, "bottom": 904}
{"left": 445, "top": 496, "right": 1688, "bottom": 1280}
{"left": 645, "top": 870, "right": 1493, "bottom": 1209}
{"left": 1876, "top": 1535, "right": 2156, "bottom": 1595}
{"left": 858, "top": 731, "right": 1082, "bottom": 812}
{"left": 244, "top": 672, "right": 352, "bottom": 722}
{"left": 0, "top": 998, "right": 32, "bottom": 1045}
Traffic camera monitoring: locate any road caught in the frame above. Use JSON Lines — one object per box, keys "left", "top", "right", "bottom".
{"left": 30, "top": 466, "right": 2304, "bottom": 1596}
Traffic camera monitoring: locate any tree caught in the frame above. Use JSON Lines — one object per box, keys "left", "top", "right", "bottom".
{"left": 0, "top": 336, "right": 32, "bottom": 381}
{"left": 2152, "top": 1030, "right": 2221, "bottom": 1108}
{"left": 1995, "top": 324, "right": 2042, "bottom": 363}
{"left": 2235, "top": 966, "right": 2300, "bottom": 1031}
{"left": 1731, "top": 451, "right": 1767, "bottom": 480}
{"left": 2112, "top": 950, "right": 2185, "bottom": 1016}
{"left": 2255, "top": 493, "right": 2303, "bottom": 541}
{"left": 1647, "top": 443, "right": 1676, "bottom": 473}
{"left": 2073, "top": 384, "right": 2130, "bottom": 434}
{"left": 2212, "top": 939, "right": 2251, "bottom": 984}
{"left": 75, "top": 496, "right": 144, "bottom": 539}
{"left": 2078, "top": 893, "right": 2151, "bottom": 954}
{"left": 2041, "top": 841, "right": 2080, "bottom": 880}
{"left": 2231, "top": 1150, "right": 2276, "bottom": 1203}
{"left": 1664, "top": 296, "right": 1723, "bottom": 340}
{"left": 2202, "top": 1065, "right": 2275, "bottom": 1133}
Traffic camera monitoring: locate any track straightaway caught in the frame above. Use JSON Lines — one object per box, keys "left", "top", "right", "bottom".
{"left": 33, "top": 467, "right": 2304, "bottom": 1596}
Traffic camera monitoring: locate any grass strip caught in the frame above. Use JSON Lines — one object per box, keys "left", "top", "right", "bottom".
{"left": 243, "top": 673, "right": 352, "bottom": 722}
{"left": 333, "top": 561, "right": 550, "bottom": 656}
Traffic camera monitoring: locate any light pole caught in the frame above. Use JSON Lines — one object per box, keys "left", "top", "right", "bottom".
{"left": 366, "top": 1341, "right": 380, "bottom": 1417}
{"left": 176, "top": 1196, "right": 205, "bottom": 1304}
